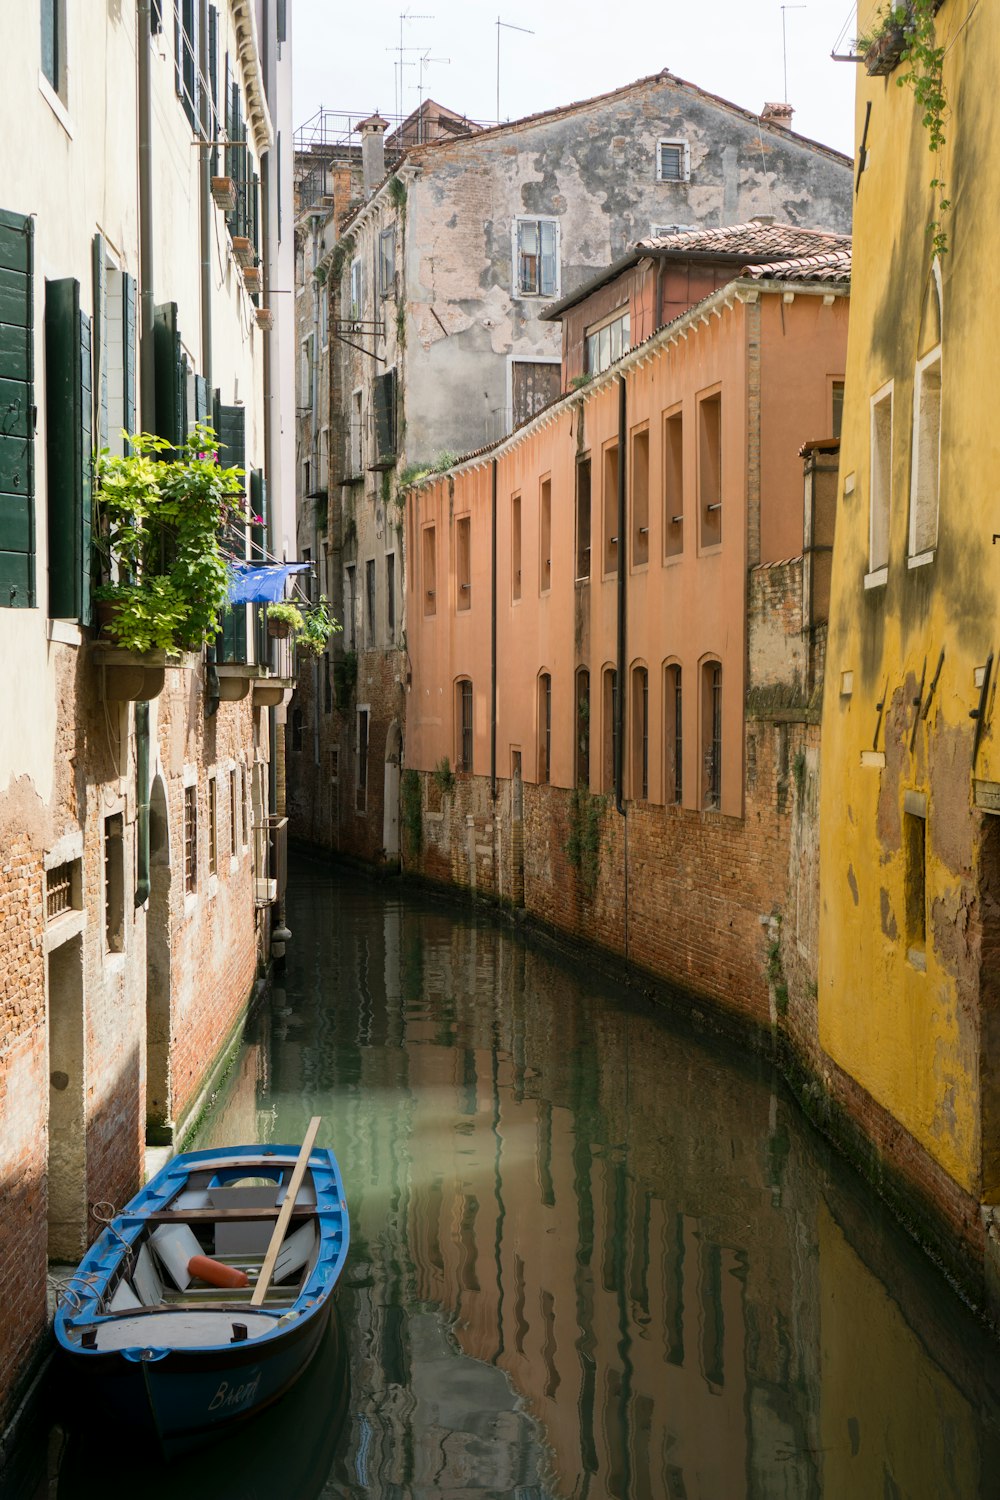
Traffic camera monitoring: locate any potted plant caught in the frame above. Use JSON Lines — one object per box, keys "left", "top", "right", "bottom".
{"left": 856, "top": 3, "right": 910, "bottom": 75}
{"left": 94, "top": 425, "right": 247, "bottom": 656}
{"left": 265, "top": 601, "right": 304, "bottom": 640}
{"left": 295, "top": 596, "right": 341, "bottom": 656}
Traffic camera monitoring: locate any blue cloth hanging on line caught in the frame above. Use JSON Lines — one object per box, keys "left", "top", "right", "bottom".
{"left": 228, "top": 562, "right": 312, "bottom": 605}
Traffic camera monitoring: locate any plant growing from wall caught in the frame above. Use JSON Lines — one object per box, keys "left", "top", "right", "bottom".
{"left": 401, "top": 768, "right": 422, "bottom": 855}
{"left": 396, "top": 304, "right": 406, "bottom": 349}
{"left": 565, "top": 787, "right": 606, "bottom": 897}
{"left": 94, "top": 425, "right": 245, "bottom": 654}
{"left": 328, "top": 231, "right": 356, "bottom": 284}
{"left": 766, "top": 918, "right": 789, "bottom": 1017}
{"left": 570, "top": 373, "right": 592, "bottom": 390}
{"left": 388, "top": 176, "right": 407, "bottom": 210}
{"left": 433, "top": 756, "right": 456, "bottom": 796}
{"left": 296, "top": 596, "right": 342, "bottom": 656}
{"left": 898, "top": 0, "right": 950, "bottom": 257}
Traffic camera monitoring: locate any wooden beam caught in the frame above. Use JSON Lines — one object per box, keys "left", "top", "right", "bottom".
{"left": 251, "top": 1117, "right": 322, "bottom": 1307}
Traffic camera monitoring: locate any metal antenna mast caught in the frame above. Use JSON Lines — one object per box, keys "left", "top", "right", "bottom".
{"left": 417, "top": 52, "right": 451, "bottom": 142}
{"left": 781, "top": 5, "right": 806, "bottom": 103}
{"left": 394, "top": 10, "right": 433, "bottom": 120}
{"left": 496, "top": 16, "right": 534, "bottom": 125}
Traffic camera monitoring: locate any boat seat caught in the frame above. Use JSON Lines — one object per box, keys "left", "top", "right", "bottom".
{"left": 150, "top": 1222, "right": 203, "bottom": 1291}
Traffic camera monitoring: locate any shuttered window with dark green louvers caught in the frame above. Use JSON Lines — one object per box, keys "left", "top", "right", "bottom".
{"left": 122, "top": 272, "right": 137, "bottom": 448}
{"left": 45, "top": 278, "right": 93, "bottom": 624}
{"left": 153, "top": 301, "right": 184, "bottom": 449}
{"left": 0, "top": 209, "right": 35, "bottom": 608}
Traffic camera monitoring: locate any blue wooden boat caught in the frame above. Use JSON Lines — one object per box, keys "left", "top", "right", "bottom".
{"left": 53, "top": 1128, "right": 348, "bottom": 1458}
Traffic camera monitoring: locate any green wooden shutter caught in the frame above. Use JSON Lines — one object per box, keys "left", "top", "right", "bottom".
{"left": 122, "top": 272, "right": 136, "bottom": 449}
{"left": 45, "top": 278, "right": 93, "bottom": 624}
{"left": 217, "top": 400, "right": 245, "bottom": 476}
{"left": 194, "top": 374, "right": 209, "bottom": 426}
{"left": 249, "top": 468, "right": 266, "bottom": 560}
{"left": 0, "top": 208, "right": 34, "bottom": 608}
{"left": 153, "top": 301, "right": 182, "bottom": 449}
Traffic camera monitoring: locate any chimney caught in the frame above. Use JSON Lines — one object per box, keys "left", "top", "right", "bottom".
{"left": 761, "top": 102, "right": 794, "bottom": 129}
{"left": 359, "top": 113, "right": 389, "bottom": 197}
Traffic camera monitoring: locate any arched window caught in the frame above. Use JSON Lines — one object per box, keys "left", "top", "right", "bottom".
{"left": 631, "top": 664, "right": 648, "bottom": 801}
{"left": 537, "top": 672, "right": 551, "bottom": 784}
{"left": 456, "top": 678, "right": 473, "bottom": 773}
{"left": 602, "top": 666, "right": 618, "bottom": 794}
{"left": 664, "top": 663, "right": 682, "bottom": 805}
{"left": 575, "top": 668, "right": 590, "bottom": 788}
{"left": 702, "top": 660, "right": 722, "bottom": 810}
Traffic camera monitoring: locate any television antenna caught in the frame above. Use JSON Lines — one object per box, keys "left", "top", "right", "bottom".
{"left": 496, "top": 16, "right": 534, "bottom": 125}
{"left": 781, "top": 5, "right": 806, "bottom": 103}
{"left": 416, "top": 52, "right": 451, "bottom": 141}
{"left": 393, "top": 11, "right": 433, "bottom": 120}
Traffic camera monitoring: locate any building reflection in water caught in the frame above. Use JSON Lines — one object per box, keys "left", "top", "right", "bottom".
{"left": 192, "top": 871, "right": 1000, "bottom": 1500}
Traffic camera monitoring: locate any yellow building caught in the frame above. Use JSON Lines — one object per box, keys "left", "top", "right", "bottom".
{"left": 820, "top": 0, "right": 1000, "bottom": 1295}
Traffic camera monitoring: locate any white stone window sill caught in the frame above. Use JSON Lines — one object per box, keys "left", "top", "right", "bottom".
{"left": 908, "top": 549, "right": 935, "bottom": 570}
{"left": 864, "top": 567, "right": 888, "bottom": 590}
{"left": 44, "top": 909, "right": 86, "bottom": 953}
{"left": 47, "top": 619, "right": 83, "bottom": 646}
{"left": 38, "top": 72, "right": 72, "bottom": 137}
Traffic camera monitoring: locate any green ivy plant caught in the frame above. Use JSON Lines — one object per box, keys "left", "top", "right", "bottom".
{"left": 433, "top": 757, "right": 456, "bottom": 795}
{"left": 296, "top": 596, "right": 342, "bottom": 656}
{"left": 94, "top": 425, "right": 245, "bottom": 655}
{"left": 897, "top": 0, "right": 950, "bottom": 257}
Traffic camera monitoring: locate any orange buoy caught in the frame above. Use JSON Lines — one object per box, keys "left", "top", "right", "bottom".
{"left": 188, "top": 1255, "right": 249, "bottom": 1289}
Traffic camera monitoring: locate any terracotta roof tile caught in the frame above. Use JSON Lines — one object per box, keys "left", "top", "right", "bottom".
{"left": 740, "top": 247, "right": 852, "bottom": 282}
{"left": 635, "top": 221, "right": 850, "bottom": 260}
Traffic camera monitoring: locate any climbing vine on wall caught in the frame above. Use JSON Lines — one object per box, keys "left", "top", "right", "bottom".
{"left": 565, "top": 787, "right": 606, "bottom": 897}
{"left": 401, "top": 769, "right": 422, "bottom": 855}
{"left": 899, "top": 0, "right": 950, "bottom": 257}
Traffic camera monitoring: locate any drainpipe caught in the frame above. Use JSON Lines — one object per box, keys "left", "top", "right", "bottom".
{"left": 615, "top": 375, "right": 627, "bottom": 816}
{"left": 137, "top": 0, "right": 155, "bottom": 430}
{"left": 490, "top": 458, "right": 497, "bottom": 799}
{"left": 199, "top": 2, "right": 221, "bottom": 716}
{"left": 135, "top": 702, "right": 151, "bottom": 906}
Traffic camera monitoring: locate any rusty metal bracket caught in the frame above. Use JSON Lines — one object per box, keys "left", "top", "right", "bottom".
{"left": 873, "top": 677, "right": 889, "bottom": 750}
{"left": 920, "top": 648, "right": 945, "bottom": 720}
{"left": 909, "top": 657, "right": 927, "bottom": 752}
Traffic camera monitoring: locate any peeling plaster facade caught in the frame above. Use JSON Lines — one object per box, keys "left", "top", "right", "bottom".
{"left": 819, "top": 0, "right": 1000, "bottom": 1300}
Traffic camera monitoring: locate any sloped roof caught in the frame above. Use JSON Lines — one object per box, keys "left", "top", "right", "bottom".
{"left": 635, "top": 221, "right": 851, "bottom": 259}
{"left": 403, "top": 68, "right": 851, "bottom": 167}
{"left": 740, "top": 247, "right": 852, "bottom": 282}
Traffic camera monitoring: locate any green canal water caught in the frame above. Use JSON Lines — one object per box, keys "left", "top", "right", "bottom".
{"left": 8, "top": 857, "right": 1000, "bottom": 1498}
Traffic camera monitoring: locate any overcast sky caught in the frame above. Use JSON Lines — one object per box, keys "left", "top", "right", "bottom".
{"left": 291, "top": 0, "right": 859, "bottom": 158}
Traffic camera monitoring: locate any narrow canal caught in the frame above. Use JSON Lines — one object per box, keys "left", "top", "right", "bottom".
{"left": 8, "top": 857, "right": 1000, "bottom": 1498}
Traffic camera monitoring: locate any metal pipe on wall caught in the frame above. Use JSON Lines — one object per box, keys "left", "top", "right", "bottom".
{"left": 491, "top": 458, "right": 498, "bottom": 799}
{"left": 615, "top": 374, "right": 627, "bottom": 817}
{"left": 137, "top": 0, "right": 155, "bottom": 430}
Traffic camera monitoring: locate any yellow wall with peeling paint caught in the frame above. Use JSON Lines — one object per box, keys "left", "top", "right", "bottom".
{"left": 819, "top": 0, "right": 1000, "bottom": 1197}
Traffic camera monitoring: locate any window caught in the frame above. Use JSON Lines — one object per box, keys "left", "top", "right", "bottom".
{"left": 538, "top": 673, "right": 552, "bottom": 784}
{"left": 97, "top": 245, "right": 137, "bottom": 460}
{"left": 576, "top": 457, "right": 592, "bottom": 582}
{"left": 664, "top": 409, "right": 684, "bottom": 559}
{"left": 585, "top": 308, "right": 631, "bottom": 376}
{"left": 379, "top": 227, "right": 396, "bottom": 298}
{"left": 456, "top": 516, "right": 471, "bottom": 610}
{"left": 904, "top": 802, "right": 927, "bottom": 961}
{"left": 602, "top": 668, "right": 618, "bottom": 795}
{"left": 512, "top": 361, "right": 560, "bottom": 427}
{"left": 356, "top": 709, "right": 369, "bottom": 812}
{"left": 603, "top": 443, "right": 619, "bottom": 576}
{"left": 832, "top": 379, "right": 845, "bottom": 439}
{"left": 241, "top": 764, "right": 249, "bottom": 847}
{"left": 514, "top": 217, "right": 559, "bottom": 299}
{"left": 386, "top": 552, "right": 396, "bottom": 638}
{"left": 174, "top": 0, "right": 199, "bottom": 132}
{"left": 104, "top": 814, "right": 125, "bottom": 952}
{"left": 703, "top": 662, "right": 722, "bottom": 810}
{"left": 365, "top": 558, "right": 376, "bottom": 644}
{"left": 350, "top": 388, "right": 362, "bottom": 475}
{"left": 699, "top": 392, "right": 722, "bottom": 549}
{"left": 665, "top": 665, "right": 682, "bottom": 805}
{"left": 457, "top": 680, "right": 474, "bottom": 773}
{"left": 539, "top": 477, "right": 552, "bottom": 594}
{"left": 349, "top": 257, "right": 363, "bottom": 320}
{"left": 575, "top": 669, "right": 590, "bottom": 788}
{"left": 631, "top": 667, "right": 648, "bottom": 801}
{"left": 0, "top": 209, "right": 34, "bottom": 610}
{"left": 46, "top": 860, "right": 81, "bottom": 922}
{"left": 184, "top": 784, "right": 198, "bottom": 892}
{"left": 631, "top": 428, "right": 649, "bottom": 567}
{"left": 657, "top": 140, "right": 690, "bottom": 182}
{"left": 41, "top": 0, "right": 65, "bottom": 97}
{"left": 869, "top": 383, "right": 893, "bottom": 579}
{"left": 373, "top": 369, "right": 397, "bottom": 463}
{"left": 230, "top": 770, "right": 238, "bottom": 858}
{"left": 345, "top": 564, "right": 357, "bottom": 648}
{"left": 422, "top": 526, "right": 437, "bottom": 616}
{"left": 207, "top": 776, "right": 218, "bottom": 877}
{"left": 909, "top": 351, "right": 941, "bottom": 561}
{"left": 511, "top": 493, "right": 522, "bottom": 601}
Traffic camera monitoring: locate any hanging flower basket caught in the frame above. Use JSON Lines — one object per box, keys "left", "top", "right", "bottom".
{"left": 268, "top": 617, "right": 292, "bottom": 639}
{"left": 863, "top": 20, "right": 907, "bottom": 75}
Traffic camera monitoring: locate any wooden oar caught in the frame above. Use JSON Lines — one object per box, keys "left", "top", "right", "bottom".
{"left": 250, "top": 1117, "right": 321, "bottom": 1307}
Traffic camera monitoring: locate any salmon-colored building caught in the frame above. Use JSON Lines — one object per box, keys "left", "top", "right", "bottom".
{"left": 402, "top": 224, "right": 849, "bottom": 1023}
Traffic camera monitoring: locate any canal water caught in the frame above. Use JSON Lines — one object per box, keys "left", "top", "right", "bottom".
{"left": 7, "top": 857, "right": 1000, "bottom": 1498}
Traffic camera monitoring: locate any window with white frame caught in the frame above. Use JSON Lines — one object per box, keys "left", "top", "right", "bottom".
{"left": 379, "top": 227, "right": 396, "bottom": 299}
{"left": 585, "top": 307, "right": 630, "bottom": 375}
{"left": 869, "top": 383, "right": 893, "bottom": 578}
{"left": 657, "top": 140, "right": 690, "bottom": 183}
{"left": 41, "top": 0, "right": 67, "bottom": 101}
{"left": 909, "top": 349, "right": 941, "bottom": 562}
{"left": 514, "top": 218, "right": 559, "bottom": 299}
{"left": 350, "top": 389, "right": 362, "bottom": 475}
{"left": 349, "top": 257, "right": 363, "bottom": 320}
